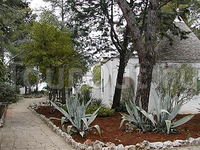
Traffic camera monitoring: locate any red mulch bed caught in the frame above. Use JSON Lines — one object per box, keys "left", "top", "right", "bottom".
{"left": 36, "top": 106, "right": 200, "bottom": 146}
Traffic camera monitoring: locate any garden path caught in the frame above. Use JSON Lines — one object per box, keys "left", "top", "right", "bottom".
{"left": 0, "top": 97, "right": 75, "bottom": 150}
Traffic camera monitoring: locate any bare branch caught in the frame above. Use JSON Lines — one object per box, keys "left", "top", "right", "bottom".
{"left": 117, "top": 0, "right": 145, "bottom": 59}
{"left": 157, "top": 0, "right": 173, "bottom": 10}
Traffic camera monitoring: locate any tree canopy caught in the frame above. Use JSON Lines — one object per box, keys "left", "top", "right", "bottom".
{"left": 21, "top": 11, "right": 87, "bottom": 99}
{"left": 0, "top": 0, "right": 36, "bottom": 62}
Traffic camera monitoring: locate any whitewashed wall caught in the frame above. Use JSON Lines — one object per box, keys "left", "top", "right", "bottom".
{"left": 78, "top": 67, "right": 101, "bottom": 100}
{"left": 101, "top": 57, "right": 139, "bottom": 107}
{"left": 149, "top": 63, "right": 200, "bottom": 113}
{"left": 101, "top": 60, "right": 200, "bottom": 112}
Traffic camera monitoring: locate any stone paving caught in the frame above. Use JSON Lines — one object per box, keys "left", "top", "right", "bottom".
{"left": 0, "top": 97, "right": 75, "bottom": 150}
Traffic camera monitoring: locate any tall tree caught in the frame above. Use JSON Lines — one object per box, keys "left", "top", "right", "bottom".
{"left": 44, "top": 0, "right": 138, "bottom": 109}
{"left": 117, "top": 0, "right": 196, "bottom": 111}
{"left": 21, "top": 11, "right": 87, "bottom": 102}
{"left": 0, "top": 0, "right": 36, "bottom": 62}
{"left": 43, "top": 0, "right": 198, "bottom": 109}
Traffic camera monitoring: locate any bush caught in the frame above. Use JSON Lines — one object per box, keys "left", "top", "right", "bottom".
{"left": 86, "top": 106, "right": 115, "bottom": 117}
{"left": 152, "top": 64, "right": 199, "bottom": 106}
{"left": 78, "top": 87, "right": 93, "bottom": 105}
{"left": 0, "top": 82, "right": 18, "bottom": 104}
{"left": 115, "top": 101, "right": 127, "bottom": 112}
{"left": 90, "top": 99, "right": 102, "bottom": 106}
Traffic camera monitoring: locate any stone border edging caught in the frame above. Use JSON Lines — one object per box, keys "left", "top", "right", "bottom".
{"left": 28, "top": 106, "right": 200, "bottom": 150}
{"left": 0, "top": 105, "right": 8, "bottom": 127}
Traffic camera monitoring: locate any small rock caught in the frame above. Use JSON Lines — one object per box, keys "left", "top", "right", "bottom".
{"left": 135, "top": 143, "right": 140, "bottom": 148}
{"left": 140, "top": 140, "right": 149, "bottom": 149}
{"left": 84, "top": 139, "right": 94, "bottom": 147}
{"left": 106, "top": 142, "right": 115, "bottom": 148}
{"left": 125, "top": 145, "right": 136, "bottom": 150}
{"left": 189, "top": 137, "right": 195, "bottom": 145}
{"left": 94, "top": 140, "right": 105, "bottom": 147}
{"left": 87, "top": 146, "right": 93, "bottom": 150}
{"left": 117, "top": 144, "right": 124, "bottom": 150}
{"left": 149, "top": 142, "right": 163, "bottom": 149}
{"left": 78, "top": 143, "right": 87, "bottom": 150}
{"left": 163, "top": 141, "right": 173, "bottom": 149}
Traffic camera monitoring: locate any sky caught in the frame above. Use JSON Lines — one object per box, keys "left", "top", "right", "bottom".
{"left": 27, "top": 0, "right": 51, "bottom": 16}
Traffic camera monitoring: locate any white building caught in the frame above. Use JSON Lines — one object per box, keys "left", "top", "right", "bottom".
{"left": 101, "top": 57, "right": 139, "bottom": 107}
{"left": 82, "top": 20, "right": 200, "bottom": 112}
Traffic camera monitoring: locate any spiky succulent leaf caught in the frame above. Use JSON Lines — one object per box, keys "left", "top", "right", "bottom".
{"left": 167, "top": 101, "right": 183, "bottom": 121}
{"left": 171, "top": 114, "right": 194, "bottom": 128}
{"left": 50, "top": 101, "right": 70, "bottom": 118}
{"left": 92, "top": 125, "right": 101, "bottom": 136}
{"left": 138, "top": 108, "right": 157, "bottom": 126}
{"left": 67, "top": 125, "right": 73, "bottom": 134}
{"left": 82, "top": 118, "right": 88, "bottom": 128}
{"left": 80, "top": 131, "right": 85, "bottom": 137}
{"left": 165, "top": 120, "right": 171, "bottom": 134}
{"left": 125, "top": 102, "right": 136, "bottom": 122}
{"left": 87, "top": 107, "right": 101, "bottom": 126}
{"left": 119, "top": 118, "right": 126, "bottom": 129}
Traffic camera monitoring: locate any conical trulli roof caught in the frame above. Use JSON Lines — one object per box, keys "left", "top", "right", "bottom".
{"left": 155, "top": 20, "right": 200, "bottom": 63}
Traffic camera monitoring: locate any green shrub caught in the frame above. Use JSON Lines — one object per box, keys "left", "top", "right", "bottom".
{"left": 0, "top": 82, "right": 18, "bottom": 104}
{"left": 86, "top": 106, "right": 115, "bottom": 117}
{"left": 78, "top": 88, "right": 93, "bottom": 105}
{"left": 91, "top": 99, "right": 102, "bottom": 106}
{"left": 115, "top": 101, "right": 127, "bottom": 112}
{"left": 153, "top": 64, "right": 199, "bottom": 105}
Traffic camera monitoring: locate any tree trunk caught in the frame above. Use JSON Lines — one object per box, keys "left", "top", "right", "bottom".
{"left": 112, "top": 54, "right": 126, "bottom": 109}
{"left": 28, "top": 85, "right": 31, "bottom": 95}
{"left": 135, "top": 60, "right": 154, "bottom": 111}
{"left": 25, "top": 86, "right": 28, "bottom": 95}
{"left": 35, "top": 83, "right": 38, "bottom": 95}
{"left": 61, "top": 87, "right": 66, "bottom": 104}
{"left": 117, "top": 0, "right": 159, "bottom": 111}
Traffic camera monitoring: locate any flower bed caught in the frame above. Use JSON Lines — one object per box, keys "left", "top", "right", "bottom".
{"left": 28, "top": 103, "right": 200, "bottom": 149}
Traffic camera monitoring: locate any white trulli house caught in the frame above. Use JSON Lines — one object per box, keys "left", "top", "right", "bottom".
{"left": 100, "top": 19, "right": 200, "bottom": 112}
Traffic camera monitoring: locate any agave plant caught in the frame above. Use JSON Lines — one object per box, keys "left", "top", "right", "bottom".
{"left": 119, "top": 100, "right": 152, "bottom": 132}
{"left": 120, "top": 96, "right": 194, "bottom": 134}
{"left": 150, "top": 95, "right": 194, "bottom": 133}
{"left": 49, "top": 96, "right": 101, "bottom": 137}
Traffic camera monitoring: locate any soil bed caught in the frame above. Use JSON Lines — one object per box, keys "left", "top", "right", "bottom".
{"left": 36, "top": 106, "right": 200, "bottom": 146}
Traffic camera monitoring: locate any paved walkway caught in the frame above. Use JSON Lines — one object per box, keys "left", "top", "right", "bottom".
{"left": 0, "top": 97, "right": 75, "bottom": 150}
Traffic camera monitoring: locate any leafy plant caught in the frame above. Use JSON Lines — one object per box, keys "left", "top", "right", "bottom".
{"left": 120, "top": 96, "right": 194, "bottom": 134}
{"left": 90, "top": 99, "right": 102, "bottom": 106}
{"left": 86, "top": 106, "right": 115, "bottom": 117}
{"left": 49, "top": 97, "right": 101, "bottom": 137}
{"left": 0, "top": 82, "right": 19, "bottom": 104}
{"left": 115, "top": 101, "right": 127, "bottom": 112}
{"left": 78, "top": 86, "right": 93, "bottom": 105}
{"left": 92, "top": 64, "right": 101, "bottom": 86}
{"left": 152, "top": 64, "right": 199, "bottom": 106}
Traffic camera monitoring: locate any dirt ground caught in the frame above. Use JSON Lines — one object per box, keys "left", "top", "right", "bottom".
{"left": 36, "top": 106, "right": 200, "bottom": 146}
